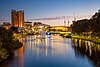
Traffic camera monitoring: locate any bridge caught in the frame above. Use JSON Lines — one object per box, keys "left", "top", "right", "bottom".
{"left": 50, "top": 31, "right": 71, "bottom": 34}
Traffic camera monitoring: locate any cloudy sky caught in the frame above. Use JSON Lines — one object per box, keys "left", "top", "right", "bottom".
{"left": 0, "top": 0, "right": 100, "bottom": 26}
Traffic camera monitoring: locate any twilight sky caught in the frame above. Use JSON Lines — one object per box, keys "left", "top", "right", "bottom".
{"left": 0, "top": 0, "right": 100, "bottom": 26}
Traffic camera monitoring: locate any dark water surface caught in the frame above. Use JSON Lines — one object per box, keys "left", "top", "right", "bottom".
{"left": 0, "top": 35, "right": 100, "bottom": 67}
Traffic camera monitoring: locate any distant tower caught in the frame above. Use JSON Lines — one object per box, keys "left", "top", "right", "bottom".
{"left": 64, "top": 16, "right": 66, "bottom": 26}
{"left": 74, "top": 12, "right": 76, "bottom": 21}
{"left": 67, "top": 20, "right": 69, "bottom": 27}
{"left": 11, "top": 10, "right": 24, "bottom": 27}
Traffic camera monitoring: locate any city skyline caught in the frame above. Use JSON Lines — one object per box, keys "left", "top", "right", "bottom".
{"left": 0, "top": 0, "right": 100, "bottom": 26}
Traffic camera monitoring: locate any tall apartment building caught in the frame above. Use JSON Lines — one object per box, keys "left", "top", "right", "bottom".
{"left": 11, "top": 10, "right": 24, "bottom": 27}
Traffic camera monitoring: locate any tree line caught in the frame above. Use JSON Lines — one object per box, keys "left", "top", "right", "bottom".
{"left": 0, "top": 26, "right": 22, "bottom": 62}
{"left": 71, "top": 9, "right": 100, "bottom": 37}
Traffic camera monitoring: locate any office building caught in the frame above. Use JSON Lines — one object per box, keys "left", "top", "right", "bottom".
{"left": 11, "top": 10, "right": 24, "bottom": 27}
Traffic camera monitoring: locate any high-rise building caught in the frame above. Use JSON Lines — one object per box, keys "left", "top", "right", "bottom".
{"left": 11, "top": 10, "right": 24, "bottom": 27}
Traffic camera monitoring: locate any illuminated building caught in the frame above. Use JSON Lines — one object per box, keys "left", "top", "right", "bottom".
{"left": 32, "top": 22, "right": 50, "bottom": 33}
{"left": 3, "top": 22, "right": 11, "bottom": 30}
{"left": 50, "top": 26, "right": 70, "bottom": 32}
{"left": 24, "top": 22, "right": 32, "bottom": 29}
{"left": 11, "top": 10, "right": 24, "bottom": 27}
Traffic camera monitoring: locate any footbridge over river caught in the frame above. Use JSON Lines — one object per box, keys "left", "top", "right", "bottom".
{"left": 50, "top": 31, "right": 71, "bottom": 34}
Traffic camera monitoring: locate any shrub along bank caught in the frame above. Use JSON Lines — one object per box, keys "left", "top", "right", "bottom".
{"left": 0, "top": 27, "right": 22, "bottom": 63}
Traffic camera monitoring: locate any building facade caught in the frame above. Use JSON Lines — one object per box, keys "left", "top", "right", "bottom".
{"left": 24, "top": 22, "right": 33, "bottom": 32}
{"left": 11, "top": 10, "right": 24, "bottom": 27}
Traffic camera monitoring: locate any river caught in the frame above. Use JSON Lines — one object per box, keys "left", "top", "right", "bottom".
{"left": 0, "top": 34, "right": 100, "bottom": 67}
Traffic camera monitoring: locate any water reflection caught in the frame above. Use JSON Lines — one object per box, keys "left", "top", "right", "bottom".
{"left": 0, "top": 37, "right": 25, "bottom": 67}
{"left": 72, "top": 39, "right": 100, "bottom": 67}
{"left": 25, "top": 35, "right": 73, "bottom": 57}
{"left": 0, "top": 35, "right": 96, "bottom": 67}
{"left": 13, "top": 46, "right": 25, "bottom": 67}
{"left": 25, "top": 35, "right": 55, "bottom": 57}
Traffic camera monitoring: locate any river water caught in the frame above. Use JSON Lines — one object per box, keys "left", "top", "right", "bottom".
{"left": 0, "top": 34, "right": 100, "bottom": 67}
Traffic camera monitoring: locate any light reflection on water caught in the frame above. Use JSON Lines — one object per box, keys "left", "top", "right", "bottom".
{"left": 1, "top": 34, "right": 99, "bottom": 67}
{"left": 25, "top": 35, "right": 71, "bottom": 57}
{"left": 72, "top": 38, "right": 100, "bottom": 67}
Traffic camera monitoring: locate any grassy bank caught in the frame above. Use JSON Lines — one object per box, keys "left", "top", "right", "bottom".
{"left": 60, "top": 33, "right": 100, "bottom": 44}
{"left": 71, "top": 34, "right": 100, "bottom": 44}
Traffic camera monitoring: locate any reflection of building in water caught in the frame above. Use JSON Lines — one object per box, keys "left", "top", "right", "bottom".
{"left": 26, "top": 35, "right": 53, "bottom": 57}
{"left": 14, "top": 44, "right": 25, "bottom": 67}
{"left": 45, "top": 37, "right": 52, "bottom": 56}
{"left": 26, "top": 35, "right": 70, "bottom": 58}
{"left": 39, "top": 30, "right": 46, "bottom": 39}
{"left": 13, "top": 37, "right": 25, "bottom": 67}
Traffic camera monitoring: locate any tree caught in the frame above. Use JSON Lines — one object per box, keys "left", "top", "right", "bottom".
{"left": 90, "top": 9, "right": 100, "bottom": 36}
{"left": 71, "top": 9, "right": 100, "bottom": 37}
{"left": 72, "top": 19, "right": 90, "bottom": 35}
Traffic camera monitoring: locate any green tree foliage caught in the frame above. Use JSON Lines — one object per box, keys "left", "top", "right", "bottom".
{"left": 0, "top": 37, "right": 9, "bottom": 62}
{"left": 34, "top": 22, "right": 42, "bottom": 25}
{"left": 91, "top": 10, "right": 100, "bottom": 36}
{"left": 0, "top": 27, "right": 13, "bottom": 48}
{"left": 0, "top": 26, "right": 22, "bottom": 62}
{"left": 71, "top": 9, "right": 100, "bottom": 36}
{"left": 72, "top": 19, "right": 90, "bottom": 34}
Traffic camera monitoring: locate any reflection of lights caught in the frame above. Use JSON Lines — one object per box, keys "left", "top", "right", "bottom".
{"left": 47, "top": 35, "right": 51, "bottom": 38}
{"left": 29, "top": 36, "right": 31, "bottom": 47}
{"left": 45, "top": 37, "right": 51, "bottom": 56}
{"left": 45, "top": 38, "right": 48, "bottom": 47}
{"left": 85, "top": 41, "right": 88, "bottom": 51}
{"left": 45, "top": 48, "right": 48, "bottom": 56}
{"left": 37, "top": 47, "right": 39, "bottom": 58}
{"left": 79, "top": 39, "right": 81, "bottom": 47}
{"left": 87, "top": 41, "right": 91, "bottom": 46}
{"left": 89, "top": 45, "right": 92, "bottom": 56}
{"left": 14, "top": 45, "right": 25, "bottom": 67}
{"left": 48, "top": 38, "right": 51, "bottom": 47}
{"left": 26, "top": 35, "right": 71, "bottom": 57}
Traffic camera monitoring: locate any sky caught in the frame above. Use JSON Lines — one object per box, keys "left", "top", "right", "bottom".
{"left": 0, "top": 0, "right": 100, "bottom": 26}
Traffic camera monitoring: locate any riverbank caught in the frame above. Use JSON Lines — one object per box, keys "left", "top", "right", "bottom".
{"left": 71, "top": 34, "right": 100, "bottom": 44}
{"left": 0, "top": 38, "right": 23, "bottom": 63}
{"left": 0, "top": 27, "right": 23, "bottom": 63}
{"left": 60, "top": 33, "right": 100, "bottom": 44}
